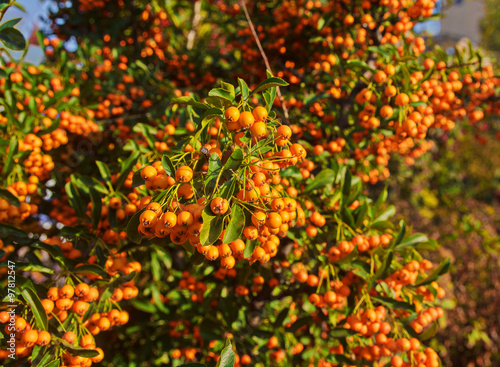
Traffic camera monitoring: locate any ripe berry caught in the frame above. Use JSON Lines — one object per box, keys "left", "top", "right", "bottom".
{"left": 224, "top": 106, "right": 240, "bottom": 123}
{"left": 59, "top": 284, "right": 75, "bottom": 299}
{"left": 210, "top": 197, "right": 229, "bottom": 215}
{"left": 276, "top": 125, "right": 292, "bottom": 139}
{"left": 238, "top": 111, "right": 255, "bottom": 128}
{"left": 141, "top": 165, "right": 157, "bottom": 181}
{"left": 140, "top": 210, "right": 157, "bottom": 228}
{"left": 36, "top": 330, "right": 51, "bottom": 346}
{"left": 175, "top": 165, "right": 193, "bottom": 182}
{"left": 252, "top": 106, "right": 268, "bottom": 121}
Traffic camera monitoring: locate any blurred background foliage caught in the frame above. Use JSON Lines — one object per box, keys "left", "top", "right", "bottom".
{"left": 385, "top": 123, "right": 500, "bottom": 366}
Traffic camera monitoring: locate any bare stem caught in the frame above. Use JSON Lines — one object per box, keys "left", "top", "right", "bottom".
{"left": 238, "top": 0, "right": 290, "bottom": 123}
{"left": 187, "top": 0, "right": 202, "bottom": 50}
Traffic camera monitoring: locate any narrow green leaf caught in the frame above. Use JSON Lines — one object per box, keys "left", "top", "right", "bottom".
{"left": 250, "top": 77, "right": 288, "bottom": 95}
{"left": 305, "top": 169, "right": 334, "bottom": 192}
{"left": 373, "top": 205, "right": 396, "bottom": 223}
{"left": 222, "top": 148, "right": 243, "bottom": 177}
{"left": 388, "top": 220, "right": 406, "bottom": 250}
{"left": 89, "top": 188, "right": 102, "bottom": 232}
{"left": 21, "top": 288, "right": 48, "bottom": 330}
{"left": 222, "top": 204, "right": 245, "bottom": 244}
{"left": 206, "top": 153, "right": 223, "bottom": 193}
{"left": 238, "top": 78, "right": 249, "bottom": 101}
{"left": 115, "top": 151, "right": 140, "bottom": 191}
{"left": 0, "top": 188, "right": 20, "bottom": 206}
{"left": 371, "top": 295, "right": 415, "bottom": 312}
{"left": 395, "top": 233, "right": 429, "bottom": 250}
{"left": 419, "top": 321, "right": 439, "bottom": 340}
{"left": 0, "top": 17, "right": 21, "bottom": 31}
{"left": 96, "top": 161, "right": 112, "bottom": 188}
{"left": 413, "top": 258, "right": 451, "bottom": 287}
{"left": 54, "top": 337, "right": 99, "bottom": 358}
{"left": 161, "top": 155, "right": 176, "bottom": 177}
{"left": 200, "top": 208, "right": 224, "bottom": 246}
{"left": 126, "top": 207, "right": 146, "bottom": 244}
{"left": 280, "top": 166, "right": 302, "bottom": 179}
{"left": 374, "top": 252, "right": 394, "bottom": 280}
{"left": 171, "top": 96, "right": 209, "bottom": 110}
{"left": 73, "top": 264, "right": 109, "bottom": 279}
{"left": 65, "top": 182, "right": 84, "bottom": 217}
{"left": 329, "top": 329, "right": 357, "bottom": 338}
{"left": 2, "top": 137, "right": 18, "bottom": 178}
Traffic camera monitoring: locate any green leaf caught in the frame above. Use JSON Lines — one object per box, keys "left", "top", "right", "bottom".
{"left": 346, "top": 59, "right": 376, "bottom": 72}
{"left": 96, "top": 161, "right": 112, "bottom": 189}
{"left": 189, "top": 108, "right": 224, "bottom": 148}
{"left": 238, "top": 78, "right": 249, "bottom": 101}
{"left": 374, "top": 252, "right": 394, "bottom": 280}
{"left": 127, "top": 207, "right": 146, "bottom": 244}
{"left": 32, "top": 242, "right": 65, "bottom": 267}
{"left": 395, "top": 233, "right": 429, "bottom": 250}
{"left": 219, "top": 178, "right": 236, "bottom": 200}
{"left": 222, "top": 204, "right": 245, "bottom": 244}
{"left": 0, "top": 17, "right": 21, "bottom": 31}
{"left": 16, "top": 263, "right": 55, "bottom": 274}
{"left": 355, "top": 202, "right": 368, "bottom": 227}
{"left": 115, "top": 151, "right": 140, "bottom": 191}
{"left": 179, "top": 364, "right": 207, "bottom": 367}
{"left": 0, "top": 27, "right": 26, "bottom": 50}
{"left": 341, "top": 168, "right": 352, "bottom": 208}
{"left": 419, "top": 321, "right": 438, "bottom": 340}
{"left": 243, "top": 240, "right": 257, "bottom": 258}
{"left": 171, "top": 96, "right": 209, "bottom": 110}
{"left": 373, "top": 205, "right": 395, "bottom": 223}
{"left": 54, "top": 337, "right": 99, "bottom": 358}
{"left": 200, "top": 207, "right": 224, "bottom": 246}
{"left": 161, "top": 155, "right": 176, "bottom": 177}
{"left": 65, "top": 182, "right": 84, "bottom": 217}
{"left": 371, "top": 295, "right": 415, "bottom": 312}
{"left": 221, "top": 81, "right": 235, "bottom": 97}
{"left": 89, "top": 188, "right": 102, "bottom": 232}
{"left": 274, "top": 308, "right": 289, "bottom": 327}
{"left": 305, "top": 169, "right": 334, "bottom": 192}
{"left": 43, "top": 359, "right": 61, "bottom": 367}
{"left": 130, "top": 298, "right": 157, "bottom": 314}
{"left": 208, "top": 88, "right": 235, "bottom": 103}
{"left": 329, "top": 329, "right": 357, "bottom": 338}
{"left": 374, "top": 186, "right": 388, "bottom": 210}
{"left": 133, "top": 123, "right": 156, "bottom": 151}
{"left": 0, "top": 188, "right": 20, "bottom": 206}
{"left": 222, "top": 148, "right": 243, "bottom": 177}
{"left": 286, "top": 316, "right": 313, "bottom": 332}
{"left": 280, "top": 166, "right": 302, "bottom": 179}
{"left": 13, "top": 2, "right": 26, "bottom": 13}
{"left": 21, "top": 288, "right": 48, "bottom": 330}
{"left": 334, "top": 246, "right": 359, "bottom": 265}
{"left": 32, "top": 346, "right": 54, "bottom": 367}
{"left": 388, "top": 220, "right": 406, "bottom": 250}
{"left": 73, "top": 264, "right": 109, "bottom": 279}
{"left": 413, "top": 258, "right": 451, "bottom": 287}
{"left": 132, "top": 170, "right": 144, "bottom": 188}
{"left": 400, "top": 64, "right": 412, "bottom": 91}
{"left": 215, "top": 339, "right": 235, "bottom": 367}
{"left": 250, "top": 77, "right": 288, "bottom": 95}
{"left": 206, "top": 153, "right": 223, "bottom": 193}
{"left": 2, "top": 137, "right": 18, "bottom": 178}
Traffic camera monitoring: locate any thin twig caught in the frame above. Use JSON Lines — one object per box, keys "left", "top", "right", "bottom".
{"left": 239, "top": 0, "right": 290, "bottom": 123}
